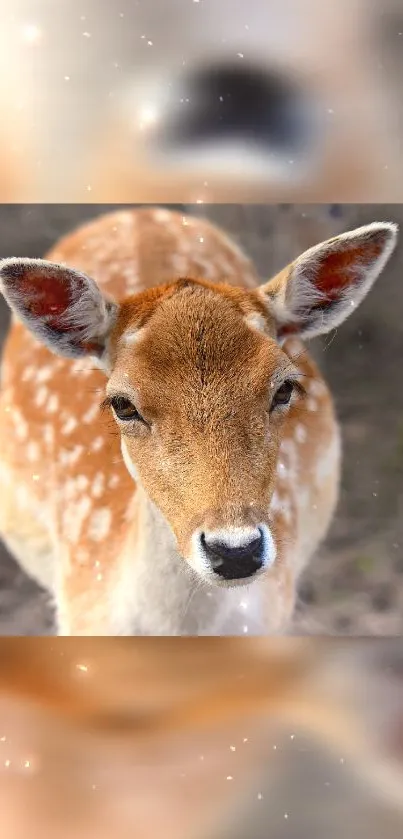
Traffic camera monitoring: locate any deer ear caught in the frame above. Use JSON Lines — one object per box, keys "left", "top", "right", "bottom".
{"left": 0, "top": 258, "right": 118, "bottom": 363}
{"left": 259, "top": 222, "right": 398, "bottom": 341}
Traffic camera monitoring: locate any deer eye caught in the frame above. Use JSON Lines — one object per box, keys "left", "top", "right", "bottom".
{"left": 270, "top": 380, "right": 295, "bottom": 411}
{"left": 110, "top": 396, "right": 142, "bottom": 422}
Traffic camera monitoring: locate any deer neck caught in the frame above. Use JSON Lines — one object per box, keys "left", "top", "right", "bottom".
{"left": 110, "top": 485, "right": 267, "bottom": 637}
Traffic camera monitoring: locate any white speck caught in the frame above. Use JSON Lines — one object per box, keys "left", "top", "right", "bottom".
{"left": 242, "top": 625, "right": 248, "bottom": 634}
{"left": 230, "top": 745, "right": 236, "bottom": 752}
{"left": 257, "top": 792, "right": 263, "bottom": 800}
{"left": 32, "top": 474, "right": 40, "bottom": 482}
{"left": 226, "top": 775, "right": 233, "bottom": 781}
{"left": 306, "top": 398, "right": 317, "bottom": 412}
{"left": 237, "top": 52, "right": 244, "bottom": 58}
{"left": 24, "top": 760, "right": 31, "bottom": 769}
{"left": 243, "top": 738, "right": 248, "bottom": 743}
{"left": 147, "top": 40, "right": 153, "bottom": 46}
{"left": 64, "top": 75, "right": 70, "bottom": 81}
{"left": 21, "top": 24, "right": 42, "bottom": 43}
{"left": 96, "top": 573, "right": 103, "bottom": 582}
{"left": 284, "top": 813, "right": 289, "bottom": 819}
{"left": 76, "top": 663, "right": 88, "bottom": 673}
{"left": 83, "top": 31, "right": 91, "bottom": 38}
{"left": 91, "top": 436, "right": 104, "bottom": 453}
{"left": 240, "top": 600, "right": 248, "bottom": 610}
{"left": 273, "top": 745, "right": 277, "bottom": 750}
{"left": 4, "top": 759, "right": 10, "bottom": 768}
{"left": 340, "top": 757, "right": 345, "bottom": 764}
{"left": 290, "top": 734, "right": 295, "bottom": 740}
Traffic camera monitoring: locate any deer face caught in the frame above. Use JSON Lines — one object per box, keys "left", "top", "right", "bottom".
{"left": 0, "top": 220, "right": 397, "bottom": 586}
{"left": 104, "top": 280, "right": 303, "bottom": 584}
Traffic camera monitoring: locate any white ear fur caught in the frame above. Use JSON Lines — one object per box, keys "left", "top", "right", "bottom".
{"left": 260, "top": 222, "right": 398, "bottom": 341}
{"left": 0, "top": 257, "right": 118, "bottom": 364}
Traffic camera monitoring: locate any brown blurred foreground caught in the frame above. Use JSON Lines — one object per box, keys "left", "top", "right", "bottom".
{"left": 0, "top": 638, "right": 403, "bottom": 838}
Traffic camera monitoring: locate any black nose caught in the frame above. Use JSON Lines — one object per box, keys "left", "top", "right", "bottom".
{"left": 158, "top": 62, "right": 313, "bottom": 155}
{"left": 201, "top": 530, "right": 264, "bottom": 581}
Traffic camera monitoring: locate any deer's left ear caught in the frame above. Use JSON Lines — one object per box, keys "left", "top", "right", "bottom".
{"left": 259, "top": 222, "right": 398, "bottom": 341}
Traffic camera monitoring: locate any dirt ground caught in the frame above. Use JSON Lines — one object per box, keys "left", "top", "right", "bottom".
{"left": 0, "top": 203, "right": 402, "bottom": 636}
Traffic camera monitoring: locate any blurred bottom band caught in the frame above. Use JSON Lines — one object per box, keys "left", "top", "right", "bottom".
{"left": 0, "top": 637, "right": 402, "bottom": 839}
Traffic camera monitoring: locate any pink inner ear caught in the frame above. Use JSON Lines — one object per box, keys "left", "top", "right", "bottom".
{"left": 314, "top": 236, "right": 385, "bottom": 300}
{"left": 18, "top": 268, "right": 83, "bottom": 333}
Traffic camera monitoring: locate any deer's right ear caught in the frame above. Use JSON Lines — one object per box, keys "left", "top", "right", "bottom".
{"left": 0, "top": 258, "right": 119, "bottom": 365}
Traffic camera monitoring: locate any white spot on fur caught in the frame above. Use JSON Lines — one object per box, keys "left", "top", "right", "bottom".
{"left": 294, "top": 423, "right": 307, "bottom": 444}
{"left": 83, "top": 403, "right": 99, "bottom": 424}
{"left": 35, "top": 386, "right": 48, "bottom": 408}
{"left": 48, "top": 394, "right": 59, "bottom": 414}
{"left": 62, "top": 496, "right": 92, "bottom": 544}
{"left": 87, "top": 507, "right": 112, "bottom": 541}
{"left": 22, "top": 365, "right": 36, "bottom": 382}
{"left": 123, "top": 327, "right": 143, "bottom": 346}
{"left": 70, "top": 359, "right": 93, "bottom": 378}
{"left": 60, "top": 445, "right": 84, "bottom": 467}
{"left": 108, "top": 474, "right": 120, "bottom": 489}
{"left": 277, "top": 460, "right": 289, "bottom": 480}
{"left": 307, "top": 398, "right": 317, "bottom": 412}
{"left": 36, "top": 366, "right": 53, "bottom": 384}
{"left": 61, "top": 416, "right": 78, "bottom": 435}
{"left": 12, "top": 409, "right": 29, "bottom": 441}
{"left": 309, "top": 379, "right": 325, "bottom": 397}
{"left": 245, "top": 313, "right": 268, "bottom": 335}
{"left": 92, "top": 472, "right": 105, "bottom": 498}
{"left": 76, "top": 475, "right": 89, "bottom": 492}
{"left": 91, "top": 436, "right": 104, "bottom": 453}
{"left": 44, "top": 424, "right": 54, "bottom": 448}
{"left": 27, "top": 441, "right": 40, "bottom": 462}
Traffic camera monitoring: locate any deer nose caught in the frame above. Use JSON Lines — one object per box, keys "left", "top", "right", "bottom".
{"left": 157, "top": 62, "right": 315, "bottom": 158}
{"left": 200, "top": 527, "right": 265, "bottom": 581}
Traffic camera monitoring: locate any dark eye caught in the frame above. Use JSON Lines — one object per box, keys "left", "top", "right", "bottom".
{"left": 271, "top": 380, "right": 294, "bottom": 411}
{"left": 110, "top": 396, "right": 142, "bottom": 422}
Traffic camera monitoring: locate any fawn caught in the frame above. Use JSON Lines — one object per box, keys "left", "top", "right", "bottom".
{"left": 0, "top": 639, "right": 402, "bottom": 839}
{"left": 0, "top": 208, "right": 397, "bottom": 635}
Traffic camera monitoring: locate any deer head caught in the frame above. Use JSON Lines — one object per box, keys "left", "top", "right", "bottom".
{"left": 0, "top": 222, "right": 397, "bottom": 587}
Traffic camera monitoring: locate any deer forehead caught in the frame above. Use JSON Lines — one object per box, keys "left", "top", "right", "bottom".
{"left": 109, "top": 283, "right": 290, "bottom": 403}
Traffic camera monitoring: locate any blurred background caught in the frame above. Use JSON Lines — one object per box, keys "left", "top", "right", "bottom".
{"left": 0, "top": 638, "right": 403, "bottom": 839}
{"left": 0, "top": 202, "right": 402, "bottom": 635}
{"left": 1, "top": 0, "right": 403, "bottom": 202}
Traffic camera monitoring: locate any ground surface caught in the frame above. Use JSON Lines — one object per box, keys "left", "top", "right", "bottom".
{"left": 0, "top": 203, "right": 402, "bottom": 635}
